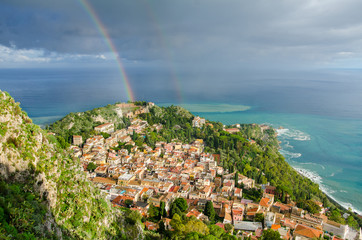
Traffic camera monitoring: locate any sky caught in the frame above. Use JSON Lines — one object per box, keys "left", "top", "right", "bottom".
{"left": 1, "top": 0, "right": 362, "bottom": 70}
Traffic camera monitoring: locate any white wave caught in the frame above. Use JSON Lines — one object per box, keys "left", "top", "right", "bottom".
{"left": 330, "top": 172, "right": 335, "bottom": 177}
{"left": 294, "top": 167, "right": 362, "bottom": 215}
{"left": 283, "top": 140, "right": 294, "bottom": 149}
{"left": 295, "top": 167, "right": 322, "bottom": 185}
{"left": 279, "top": 149, "right": 302, "bottom": 159}
{"left": 325, "top": 193, "right": 362, "bottom": 215}
{"left": 300, "top": 162, "right": 326, "bottom": 170}
{"left": 277, "top": 128, "right": 311, "bottom": 141}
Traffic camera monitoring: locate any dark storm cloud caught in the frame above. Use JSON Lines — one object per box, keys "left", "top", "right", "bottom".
{"left": 1, "top": 0, "right": 362, "bottom": 68}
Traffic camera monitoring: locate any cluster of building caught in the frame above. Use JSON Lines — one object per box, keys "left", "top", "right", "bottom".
{"left": 69, "top": 111, "right": 359, "bottom": 240}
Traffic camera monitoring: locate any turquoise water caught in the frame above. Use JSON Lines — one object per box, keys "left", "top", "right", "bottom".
{"left": 1, "top": 68, "right": 361, "bottom": 214}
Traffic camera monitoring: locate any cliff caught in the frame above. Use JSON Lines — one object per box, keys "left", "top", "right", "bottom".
{"left": 0, "top": 91, "right": 143, "bottom": 239}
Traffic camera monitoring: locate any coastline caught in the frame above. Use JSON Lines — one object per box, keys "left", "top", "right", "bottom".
{"left": 275, "top": 126, "right": 362, "bottom": 216}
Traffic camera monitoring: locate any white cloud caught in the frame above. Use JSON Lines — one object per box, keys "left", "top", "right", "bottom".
{"left": 0, "top": 44, "right": 111, "bottom": 67}
{"left": 0, "top": 45, "right": 51, "bottom": 63}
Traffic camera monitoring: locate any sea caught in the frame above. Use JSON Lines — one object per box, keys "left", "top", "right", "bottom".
{"left": 1, "top": 67, "right": 361, "bottom": 214}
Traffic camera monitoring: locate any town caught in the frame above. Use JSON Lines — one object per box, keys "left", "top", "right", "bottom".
{"left": 68, "top": 103, "right": 360, "bottom": 240}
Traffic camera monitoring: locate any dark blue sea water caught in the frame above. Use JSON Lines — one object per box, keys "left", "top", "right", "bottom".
{"left": 1, "top": 67, "right": 361, "bottom": 213}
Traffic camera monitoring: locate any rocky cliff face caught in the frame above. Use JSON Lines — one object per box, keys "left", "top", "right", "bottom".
{"left": 0, "top": 91, "right": 143, "bottom": 239}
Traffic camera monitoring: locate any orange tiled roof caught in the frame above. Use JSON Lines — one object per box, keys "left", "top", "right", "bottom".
{"left": 259, "top": 197, "right": 270, "bottom": 207}
{"left": 271, "top": 224, "right": 281, "bottom": 230}
{"left": 294, "top": 224, "right": 323, "bottom": 239}
{"left": 186, "top": 209, "right": 201, "bottom": 218}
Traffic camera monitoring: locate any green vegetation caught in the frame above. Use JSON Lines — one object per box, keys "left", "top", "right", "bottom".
{"left": 144, "top": 197, "right": 237, "bottom": 239}
{"left": 0, "top": 179, "right": 59, "bottom": 240}
{"left": 164, "top": 213, "right": 237, "bottom": 240}
{"left": 261, "top": 229, "right": 281, "bottom": 240}
{"left": 297, "top": 200, "right": 321, "bottom": 214}
{"left": 86, "top": 162, "right": 97, "bottom": 172}
{"left": 48, "top": 103, "right": 126, "bottom": 143}
{"left": 0, "top": 91, "right": 143, "bottom": 239}
{"left": 203, "top": 201, "right": 216, "bottom": 223}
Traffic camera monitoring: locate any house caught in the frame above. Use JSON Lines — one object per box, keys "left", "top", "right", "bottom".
{"left": 105, "top": 136, "right": 118, "bottom": 148}
{"left": 91, "top": 177, "right": 116, "bottom": 185}
{"left": 332, "top": 236, "right": 344, "bottom": 240}
{"left": 144, "top": 221, "right": 158, "bottom": 231}
{"left": 322, "top": 219, "right": 349, "bottom": 239}
{"left": 265, "top": 185, "right": 277, "bottom": 195}
{"left": 223, "top": 212, "right": 232, "bottom": 224}
{"left": 233, "top": 221, "right": 263, "bottom": 232}
{"left": 238, "top": 174, "right": 255, "bottom": 189}
{"left": 290, "top": 214, "right": 322, "bottom": 230}
{"left": 118, "top": 173, "right": 135, "bottom": 185}
{"left": 293, "top": 224, "right": 323, "bottom": 240}
{"left": 111, "top": 129, "right": 127, "bottom": 141}
{"left": 232, "top": 209, "right": 244, "bottom": 223}
{"left": 224, "top": 128, "right": 240, "bottom": 134}
{"left": 234, "top": 188, "right": 243, "bottom": 198}
{"left": 259, "top": 197, "right": 273, "bottom": 211}
{"left": 281, "top": 218, "right": 297, "bottom": 230}
{"left": 265, "top": 212, "right": 276, "bottom": 228}
{"left": 277, "top": 226, "right": 291, "bottom": 240}
{"left": 94, "top": 123, "right": 114, "bottom": 134}
{"left": 112, "top": 195, "right": 134, "bottom": 207}
{"left": 192, "top": 116, "right": 206, "bottom": 128}
{"left": 263, "top": 192, "right": 275, "bottom": 204}
{"left": 221, "top": 186, "right": 230, "bottom": 197}
{"left": 94, "top": 165, "right": 108, "bottom": 177}
{"left": 107, "top": 152, "right": 121, "bottom": 165}
{"left": 271, "top": 202, "right": 292, "bottom": 215}
{"left": 186, "top": 208, "right": 203, "bottom": 219}
{"left": 199, "top": 185, "right": 212, "bottom": 199}
{"left": 73, "top": 135, "right": 83, "bottom": 145}
{"left": 148, "top": 195, "right": 164, "bottom": 208}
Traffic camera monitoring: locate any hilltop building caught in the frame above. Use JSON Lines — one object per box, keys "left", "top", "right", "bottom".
{"left": 192, "top": 116, "right": 205, "bottom": 128}
{"left": 94, "top": 123, "right": 114, "bottom": 134}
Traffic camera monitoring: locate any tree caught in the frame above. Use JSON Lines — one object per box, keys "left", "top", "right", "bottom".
{"left": 158, "top": 221, "right": 166, "bottom": 235}
{"left": 346, "top": 215, "right": 359, "bottom": 229}
{"left": 204, "top": 201, "right": 216, "bottom": 222}
{"left": 208, "top": 224, "right": 224, "bottom": 238}
{"left": 297, "top": 200, "right": 321, "bottom": 214}
{"left": 148, "top": 204, "right": 160, "bottom": 221}
{"left": 261, "top": 229, "right": 281, "bottom": 240}
{"left": 86, "top": 162, "right": 97, "bottom": 172}
{"left": 173, "top": 198, "right": 188, "bottom": 212}
{"left": 124, "top": 199, "right": 133, "bottom": 208}
{"left": 185, "top": 232, "right": 200, "bottom": 240}
{"left": 170, "top": 213, "right": 184, "bottom": 234}
{"left": 224, "top": 223, "right": 233, "bottom": 233}
{"left": 255, "top": 213, "right": 264, "bottom": 223}
{"left": 170, "top": 202, "right": 182, "bottom": 218}
{"left": 184, "top": 218, "right": 209, "bottom": 235}
{"left": 142, "top": 194, "right": 149, "bottom": 202}
{"left": 234, "top": 173, "right": 239, "bottom": 187}
{"left": 160, "top": 201, "right": 167, "bottom": 218}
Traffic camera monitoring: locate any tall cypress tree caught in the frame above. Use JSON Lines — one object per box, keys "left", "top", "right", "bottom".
{"left": 204, "top": 201, "right": 215, "bottom": 223}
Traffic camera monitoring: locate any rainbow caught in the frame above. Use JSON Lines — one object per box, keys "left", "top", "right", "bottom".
{"left": 77, "top": 0, "right": 135, "bottom": 102}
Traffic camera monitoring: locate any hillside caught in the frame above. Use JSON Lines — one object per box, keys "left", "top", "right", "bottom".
{"left": 0, "top": 91, "right": 144, "bottom": 239}
{"left": 47, "top": 103, "right": 128, "bottom": 145}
